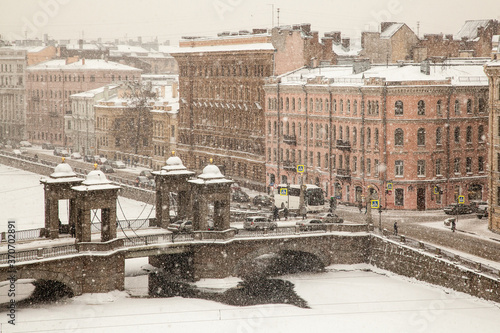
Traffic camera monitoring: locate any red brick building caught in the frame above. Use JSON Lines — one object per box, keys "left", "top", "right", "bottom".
{"left": 25, "top": 58, "right": 141, "bottom": 147}
{"left": 264, "top": 59, "right": 489, "bottom": 210}
{"left": 172, "top": 24, "right": 336, "bottom": 190}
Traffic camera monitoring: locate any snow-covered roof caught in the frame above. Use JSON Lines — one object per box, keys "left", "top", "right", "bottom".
{"left": 65, "top": 43, "right": 101, "bottom": 51}
{"left": 380, "top": 23, "right": 405, "bottom": 39}
{"left": 71, "top": 84, "right": 120, "bottom": 98}
{"left": 40, "top": 160, "right": 83, "bottom": 184}
{"left": 456, "top": 20, "right": 491, "bottom": 41}
{"left": 332, "top": 43, "right": 361, "bottom": 57}
{"left": 172, "top": 43, "right": 275, "bottom": 54}
{"left": 72, "top": 169, "right": 120, "bottom": 192}
{"left": 278, "top": 60, "right": 489, "bottom": 87}
{"left": 152, "top": 154, "right": 195, "bottom": 176}
{"left": 27, "top": 59, "right": 142, "bottom": 71}
{"left": 188, "top": 164, "right": 233, "bottom": 185}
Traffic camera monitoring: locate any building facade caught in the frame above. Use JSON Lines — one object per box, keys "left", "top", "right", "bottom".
{"left": 485, "top": 60, "right": 500, "bottom": 233}
{"left": 25, "top": 58, "right": 141, "bottom": 148}
{"left": 265, "top": 60, "right": 489, "bottom": 210}
{"left": 67, "top": 84, "right": 119, "bottom": 155}
{"left": 172, "top": 24, "right": 337, "bottom": 190}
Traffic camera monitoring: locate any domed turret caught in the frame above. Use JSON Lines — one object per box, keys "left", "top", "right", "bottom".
{"left": 198, "top": 164, "right": 224, "bottom": 180}
{"left": 82, "top": 169, "right": 112, "bottom": 186}
{"left": 50, "top": 158, "right": 77, "bottom": 179}
{"left": 162, "top": 152, "right": 187, "bottom": 172}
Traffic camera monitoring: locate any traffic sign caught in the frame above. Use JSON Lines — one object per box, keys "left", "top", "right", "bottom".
{"left": 458, "top": 195, "right": 465, "bottom": 204}
{"left": 297, "top": 165, "right": 305, "bottom": 173}
{"left": 371, "top": 199, "right": 380, "bottom": 209}
{"left": 433, "top": 186, "right": 439, "bottom": 195}
{"left": 280, "top": 188, "right": 288, "bottom": 196}
{"left": 387, "top": 183, "right": 393, "bottom": 191}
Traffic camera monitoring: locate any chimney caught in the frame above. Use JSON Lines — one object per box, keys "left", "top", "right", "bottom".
{"left": 342, "top": 38, "right": 350, "bottom": 49}
{"left": 321, "top": 37, "right": 333, "bottom": 50}
{"left": 82, "top": 58, "right": 85, "bottom": 65}
{"left": 300, "top": 23, "right": 311, "bottom": 34}
{"left": 445, "top": 34, "right": 453, "bottom": 40}
{"left": 381, "top": 22, "right": 397, "bottom": 33}
{"left": 78, "top": 39, "right": 83, "bottom": 50}
{"left": 172, "top": 81, "right": 178, "bottom": 99}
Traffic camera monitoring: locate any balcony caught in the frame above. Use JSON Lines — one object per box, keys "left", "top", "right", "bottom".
{"left": 336, "top": 168, "right": 351, "bottom": 180}
{"left": 283, "top": 135, "right": 297, "bottom": 146}
{"left": 336, "top": 140, "right": 351, "bottom": 151}
{"left": 282, "top": 160, "right": 297, "bottom": 171}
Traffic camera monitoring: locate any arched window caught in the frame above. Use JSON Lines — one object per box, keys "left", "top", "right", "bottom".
{"left": 292, "top": 98, "right": 295, "bottom": 111}
{"left": 478, "top": 125, "right": 484, "bottom": 142}
{"left": 286, "top": 97, "right": 289, "bottom": 111}
{"left": 478, "top": 98, "right": 486, "bottom": 113}
{"left": 367, "top": 128, "right": 371, "bottom": 146}
{"left": 466, "top": 126, "right": 472, "bottom": 143}
{"left": 417, "top": 100, "right": 425, "bottom": 115}
{"left": 437, "top": 100, "right": 442, "bottom": 116}
{"left": 339, "top": 126, "right": 343, "bottom": 140}
{"left": 466, "top": 99, "right": 472, "bottom": 114}
{"left": 353, "top": 127, "right": 357, "bottom": 146}
{"left": 346, "top": 126, "right": 350, "bottom": 142}
{"left": 333, "top": 99, "right": 337, "bottom": 113}
{"left": 347, "top": 100, "right": 351, "bottom": 114}
{"left": 455, "top": 100, "right": 460, "bottom": 114}
{"left": 395, "top": 100, "right": 403, "bottom": 115}
{"left": 340, "top": 99, "right": 343, "bottom": 113}
{"left": 332, "top": 125, "right": 336, "bottom": 141}
{"left": 417, "top": 128, "right": 426, "bottom": 146}
{"left": 354, "top": 100, "right": 358, "bottom": 115}
{"left": 298, "top": 98, "right": 302, "bottom": 111}
{"left": 375, "top": 128, "right": 379, "bottom": 147}
{"left": 436, "top": 127, "right": 442, "bottom": 145}
{"left": 395, "top": 128, "right": 404, "bottom": 146}
{"left": 454, "top": 127, "right": 460, "bottom": 143}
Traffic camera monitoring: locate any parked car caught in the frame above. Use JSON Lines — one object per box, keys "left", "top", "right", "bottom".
{"left": 296, "top": 219, "right": 326, "bottom": 231}
{"left": 19, "top": 147, "right": 28, "bottom": 154}
{"left": 135, "top": 176, "right": 150, "bottom": 187}
{"left": 140, "top": 170, "right": 154, "bottom": 179}
{"left": 252, "top": 194, "right": 272, "bottom": 207}
{"left": 60, "top": 149, "right": 70, "bottom": 157}
{"left": 19, "top": 141, "right": 32, "bottom": 147}
{"left": 232, "top": 190, "right": 250, "bottom": 203}
{"left": 94, "top": 156, "right": 107, "bottom": 165}
{"left": 443, "top": 203, "right": 474, "bottom": 215}
{"left": 317, "top": 212, "right": 344, "bottom": 223}
{"left": 476, "top": 202, "right": 489, "bottom": 219}
{"left": 12, "top": 149, "right": 22, "bottom": 156}
{"left": 167, "top": 219, "right": 193, "bottom": 233}
{"left": 469, "top": 200, "right": 487, "bottom": 213}
{"left": 70, "top": 152, "right": 82, "bottom": 159}
{"left": 111, "top": 161, "right": 126, "bottom": 169}
{"left": 84, "top": 155, "right": 94, "bottom": 163}
{"left": 53, "top": 147, "right": 63, "bottom": 156}
{"left": 42, "top": 142, "right": 55, "bottom": 150}
{"left": 243, "top": 216, "right": 277, "bottom": 230}
{"left": 100, "top": 165, "right": 114, "bottom": 173}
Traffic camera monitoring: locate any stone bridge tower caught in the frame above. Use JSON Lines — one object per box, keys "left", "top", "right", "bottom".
{"left": 71, "top": 167, "right": 120, "bottom": 242}
{"left": 40, "top": 158, "right": 83, "bottom": 239}
{"left": 188, "top": 162, "right": 233, "bottom": 231}
{"left": 153, "top": 153, "right": 194, "bottom": 228}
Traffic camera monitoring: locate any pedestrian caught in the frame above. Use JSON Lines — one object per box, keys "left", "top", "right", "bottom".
{"left": 393, "top": 221, "right": 398, "bottom": 236}
{"left": 70, "top": 224, "right": 76, "bottom": 238}
{"left": 357, "top": 201, "right": 363, "bottom": 213}
{"left": 273, "top": 205, "right": 279, "bottom": 221}
{"left": 283, "top": 207, "right": 289, "bottom": 220}
{"left": 300, "top": 205, "right": 307, "bottom": 220}
{"left": 451, "top": 219, "right": 456, "bottom": 232}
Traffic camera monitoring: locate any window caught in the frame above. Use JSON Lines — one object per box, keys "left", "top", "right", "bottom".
{"left": 395, "top": 160, "right": 404, "bottom": 177}
{"left": 353, "top": 127, "right": 357, "bottom": 146}
{"left": 317, "top": 152, "right": 321, "bottom": 167}
{"left": 347, "top": 100, "right": 350, "bottom": 114}
{"left": 498, "top": 153, "right": 500, "bottom": 172}
{"left": 353, "top": 156, "right": 357, "bottom": 172}
{"left": 417, "top": 100, "right": 425, "bottom": 115}
{"left": 466, "top": 126, "right": 472, "bottom": 144}
{"left": 497, "top": 187, "right": 500, "bottom": 206}
{"left": 435, "top": 159, "right": 442, "bottom": 176}
{"left": 394, "top": 128, "right": 404, "bottom": 146}
{"left": 478, "top": 125, "right": 484, "bottom": 142}
{"left": 417, "top": 160, "right": 425, "bottom": 176}
{"left": 395, "top": 188, "right": 404, "bottom": 206}
{"left": 466, "top": 157, "right": 472, "bottom": 173}
{"left": 395, "top": 100, "right": 403, "bottom": 115}
{"left": 454, "top": 158, "right": 460, "bottom": 174}
{"left": 454, "top": 127, "right": 460, "bottom": 143}
{"left": 374, "top": 159, "right": 379, "bottom": 176}
{"left": 367, "top": 159, "right": 371, "bottom": 175}
{"left": 478, "top": 156, "right": 484, "bottom": 172}
{"left": 478, "top": 98, "right": 486, "bottom": 113}
{"left": 353, "top": 100, "right": 358, "bottom": 115}
{"left": 455, "top": 100, "right": 460, "bottom": 115}
{"left": 340, "top": 99, "right": 343, "bottom": 113}
{"left": 367, "top": 128, "right": 371, "bottom": 146}
{"left": 466, "top": 99, "right": 472, "bottom": 114}
{"left": 374, "top": 128, "right": 379, "bottom": 147}
{"left": 417, "top": 128, "right": 425, "bottom": 146}
{"left": 436, "top": 127, "right": 442, "bottom": 146}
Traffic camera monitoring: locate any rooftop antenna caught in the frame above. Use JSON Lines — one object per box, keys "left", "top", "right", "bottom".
{"left": 417, "top": 21, "right": 420, "bottom": 38}
{"left": 277, "top": 8, "right": 280, "bottom": 27}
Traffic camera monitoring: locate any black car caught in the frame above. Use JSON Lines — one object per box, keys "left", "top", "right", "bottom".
{"left": 252, "top": 194, "right": 272, "bottom": 207}
{"left": 443, "top": 203, "right": 474, "bottom": 215}
{"left": 232, "top": 190, "right": 250, "bottom": 202}
{"left": 100, "top": 165, "right": 115, "bottom": 173}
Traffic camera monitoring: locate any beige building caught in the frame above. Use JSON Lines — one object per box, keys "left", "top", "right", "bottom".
{"left": 485, "top": 60, "right": 500, "bottom": 233}
{"left": 94, "top": 81, "right": 178, "bottom": 169}
{"left": 360, "top": 22, "right": 419, "bottom": 64}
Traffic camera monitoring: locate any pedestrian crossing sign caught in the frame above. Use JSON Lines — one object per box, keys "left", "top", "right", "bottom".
{"left": 280, "top": 188, "right": 288, "bottom": 196}
{"left": 371, "top": 199, "right": 380, "bottom": 209}
{"left": 297, "top": 165, "right": 305, "bottom": 173}
{"left": 458, "top": 195, "right": 465, "bottom": 204}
